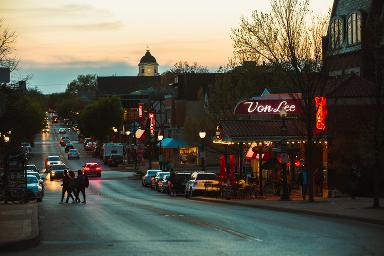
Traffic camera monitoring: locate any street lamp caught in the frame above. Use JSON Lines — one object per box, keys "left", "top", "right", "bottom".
{"left": 112, "top": 127, "right": 118, "bottom": 133}
{"left": 279, "top": 108, "right": 290, "bottom": 200}
{"left": 199, "top": 131, "right": 206, "bottom": 172}
{"left": 157, "top": 132, "right": 164, "bottom": 170}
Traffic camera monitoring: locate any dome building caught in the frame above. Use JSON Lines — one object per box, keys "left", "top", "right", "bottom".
{"left": 138, "top": 49, "right": 159, "bottom": 76}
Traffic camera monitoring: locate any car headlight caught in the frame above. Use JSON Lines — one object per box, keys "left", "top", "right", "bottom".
{"left": 51, "top": 171, "right": 55, "bottom": 176}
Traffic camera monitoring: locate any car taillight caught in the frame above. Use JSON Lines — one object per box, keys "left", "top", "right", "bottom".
{"left": 96, "top": 167, "right": 101, "bottom": 171}
{"left": 84, "top": 167, "right": 90, "bottom": 171}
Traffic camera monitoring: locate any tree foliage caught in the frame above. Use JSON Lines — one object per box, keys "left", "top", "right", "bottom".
{"left": 231, "top": 0, "right": 329, "bottom": 201}
{"left": 0, "top": 88, "right": 44, "bottom": 144}
{"left": 168, "top": 61, "right": 209, "bottom": 74}
{"left": 66, "top": 74, "right": 97, "bottom": 95}
{"left": 0, "top": 19, "right": 18, "bottom": 71}
{"left": 78, "top": 97, "right": 122, "bottom": 141}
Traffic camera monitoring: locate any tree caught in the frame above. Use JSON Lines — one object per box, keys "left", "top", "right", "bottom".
{"left": 78, "top": 97, "right": 122, "bottom": 141}
{"left": 231, "top": 0, "right": 329, "bottom": 202}
{"left": 0, "top": 19, "right": 18, "bottom": 71}
{"left": 168, "top": 61, "right": 209, "bottom": 74}
{"left": 66, "top": 74, "right": 97, "bottom": 95}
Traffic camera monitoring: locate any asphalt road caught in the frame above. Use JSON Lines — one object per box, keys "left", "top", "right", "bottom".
{"left": 5, "top": 124, "right": 384, "bottom": 256}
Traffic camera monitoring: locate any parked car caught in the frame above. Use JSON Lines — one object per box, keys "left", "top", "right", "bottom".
{"left": 142, "top": 169, "right": 161, "bottom": 187}
{"left": 45, "top": 155, "right": 62, "bottom": 170}
{"left": 60, "top": 137, "right": 70, "bottom": 146}
{"left": 185, "top": 172, "right": 219, "bottom": 198}
{"left": 27, "top": 171, "right": 45, "bottom": 195}
{"left": 68, "top": 148, "right": 80, "bottom": 160}
{"left": 171, "top": 172, "right": 191, "bottom": 195}
{"left": 106, "top": 154, "right": 123, "bottom": 167}
{"left": 49, "top": 163, "right": 68, "bottom": 181}
{"left": 157, "top": 174, "right": 170, "bottom": 193}
{"left": 26, "top": 174, "right": 43, "bottom": 202}
{"left": 64, "top": 143, "right": 74, "bottom": 153}
{"left": 151, "top": 172, "right": 170, "bottom": 190}
{"left": 82, "top": 163, "right": 102, "bottom": 177}
{"left": 26, "top": 164, "right": 40, "bottom": 173}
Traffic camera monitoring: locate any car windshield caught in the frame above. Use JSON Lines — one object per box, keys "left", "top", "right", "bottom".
{"left": 196, "top": 174, "right": 217, "bottom": 180}
{"left": 69, "top": 149, "right": 77, "bottom": 153}
{"left": 147, "top": 170, "right": 159, "bottom": 176}
{"left": 86, "top": 164, "right": 99, "bottom": 168}
{"left": 26, "top": 165, "right": 37, "bottom": 171}
{"left": 27, "top": 172, "right": 40, "bottom": 179}
{"left": 27, "top": 176, "right": 38, "bottom": 184}
{"left": 48, "top": 156, "right": 60, "bottom": 161}
{"left": 111, "top": 155, "right": 121, "bottom": 159}
{"left": 51, "top": 164, "right": 67, "bottom": 170}
{"left": 158, "top": 172, "right": 170, "bottom": 178}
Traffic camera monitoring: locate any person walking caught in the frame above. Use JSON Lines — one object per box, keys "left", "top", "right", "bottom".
{"left": 75, "top": 169, "right": 88, "bottom": 204}
{"left": 65, "top": 170, "right": 76, "bottom": 203}
{"left": 298, "top": 166, "right": 308, "bottom": 200}
{"left": 168, "top": 169, "right": 176, "bottom": 196}
{"left": 60, "top": 170, "right": 72, "bottom": 203}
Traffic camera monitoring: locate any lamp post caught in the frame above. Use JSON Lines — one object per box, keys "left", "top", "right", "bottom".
{"left": 280, "top": 109, "right": 290, "bottom": 200}
{"left": 157, "top": 132, "right": 163, "bottom": 170}
{"left": 199, "top": 130, "right": 206, "bottom": 172}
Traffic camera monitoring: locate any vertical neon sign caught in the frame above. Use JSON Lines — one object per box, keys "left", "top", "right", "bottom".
{"left": 149, "top": 112, "right": 155, "bottom": 136}
{"left": 138, "top": 103, "right": 143, "bottom": 119}
{"left": 315, "top": 97, "right": 327, "bottom": 131}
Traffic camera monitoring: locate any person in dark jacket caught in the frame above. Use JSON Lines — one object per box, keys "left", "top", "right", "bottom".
{"left": 75, "top": 169, "right": 88, "bottom": 204}
{"left": 66, "top": 170, "right": 76, "bottom": 203}
{"left": 60, "top": 170, "right": 74, "bottom": 203}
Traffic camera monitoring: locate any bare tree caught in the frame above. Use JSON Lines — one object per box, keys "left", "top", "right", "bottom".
{"left": 168, "top": 61, "right": 209, "bottom": 74}
{"left": 0, "top": 19, "right": 18, "bottom": 71}
{"left": 231, "top": 0, "right": 329, "bottom": 202}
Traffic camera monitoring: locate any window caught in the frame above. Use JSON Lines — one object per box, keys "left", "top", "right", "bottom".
{"left": 347, "top": 12, "right": 362, "bottom": 45}
{"left": 330, "top": 18, "right": 343, "bottom": 49}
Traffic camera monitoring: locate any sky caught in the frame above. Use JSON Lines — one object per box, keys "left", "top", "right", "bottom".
{"left": 0, "top": 0, "right": 333, "bottom": 94}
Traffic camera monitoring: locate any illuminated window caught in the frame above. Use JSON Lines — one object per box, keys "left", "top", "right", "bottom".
{"left": 347, "top": 12, "right": 362, "bottom": 45}
{"left": 330, "top": 18, "right": 343, "bottom": 49}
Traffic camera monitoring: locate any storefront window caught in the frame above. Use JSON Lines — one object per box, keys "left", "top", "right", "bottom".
{"left": 179, "top": 146, "right": 198, "bottom": 164}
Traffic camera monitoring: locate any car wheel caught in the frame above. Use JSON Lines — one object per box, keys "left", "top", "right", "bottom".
{"left": 50, "top": 177, "right": 53, "bottom": 181}
{"left": 97, "top": 173, "right": 101, "bottom": 177}
{"left": 37, "top": 197, "right": 42, "bottom": 202}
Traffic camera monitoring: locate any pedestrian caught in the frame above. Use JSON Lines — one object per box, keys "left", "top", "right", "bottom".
{"left": 314, "top": 168, "right": 324, "bottom": 197}
{"left": 60, "top": 169, "right": 74, "bottom": 203}
{"left": 297, "top": 166, "right": 308, "bottom": 200}
{"left": 66, "top": 170, "right": 76, "bottom": 203}
{"left": 75, "top": 169, "right": 89, "bottom": 204}
{"left": 168, "top": 169, "right": 176, "bottom": 196}
{"left": 349, "top": 164, "right": 361, "bottom": 199}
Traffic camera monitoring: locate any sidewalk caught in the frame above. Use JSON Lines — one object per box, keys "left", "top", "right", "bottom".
{"left": 192, "top": 195, "right": 384, "bottom": 225}
{"left": 0, "top": 201, "right": 39, "bottom": 251}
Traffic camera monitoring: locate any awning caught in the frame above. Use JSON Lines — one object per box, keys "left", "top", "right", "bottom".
{"left": 157, "top": 138, "right": 188, "bottom": 148}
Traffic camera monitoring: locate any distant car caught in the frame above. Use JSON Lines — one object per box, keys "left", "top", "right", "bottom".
{"left": 185, "top": 172, "right": 219, "bottom": 198}
{"left": 171, "top": 172, "right": 191, "bottom": 195}
{"left": 82, "top": 163, "right": 102, "bottom": 177}
{"left": 84, "top": 141, "right": 97, "bottom": 151}
{"left": 49, "top": 163, "right": 68, "bottom": 181}
{"left": 42, "top": 126, "right": 50, "bottom": 133}
{"left": 58, "top": 128, "right": 66, "bottom": 134}
{"left": 151, "top": 172, "right": 170, "bottom": 190}
{"left": 60, "top": 137, "right": 70, "bottom": 146}
{"left": 26, "top": 174, "right": 43, "bottom": 202}
{"left": 45, "top": 155, "right": 61, "bottom": 170}
{"left": 142, "top": 170, "right": 161, "bottom": 187}
{"left": 68, "top": 148, "right": 80, "bottom": 160}
{"left": 106, "top": 154, "right": 123, "bottom": 167}
{"left": 64, "top": 143, "right": 74, "bottom": 153}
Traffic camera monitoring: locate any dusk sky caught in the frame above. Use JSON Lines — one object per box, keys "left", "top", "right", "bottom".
{"left": 1, "top": 0, "right": 333, "bottom": 94}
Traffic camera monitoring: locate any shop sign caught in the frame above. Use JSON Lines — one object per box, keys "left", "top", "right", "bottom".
{"left": 315, "top": 97, "right": 327, "bottom": 131}
{"left": 138, "top": 103, "right": 143, "bottom": 119}
{"left": 234, "top": 99, "right": 302, "bottom": 115}
{"left": 149, "top": 112, "right": 155, "bottom": 136}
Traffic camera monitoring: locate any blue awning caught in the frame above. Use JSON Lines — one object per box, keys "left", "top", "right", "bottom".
{"left": 157, "top": 138, "right": 188, "bottom": 148}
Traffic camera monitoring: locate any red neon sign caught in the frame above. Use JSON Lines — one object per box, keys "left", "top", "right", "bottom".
{"left": 149, "top": 112, "right": 155, "bottom": 136}
{"left": 315, "top": 97, "right": 327, "bottom": 131}
{"left": 138, "top": 103, "right": 143, "bottom": 119}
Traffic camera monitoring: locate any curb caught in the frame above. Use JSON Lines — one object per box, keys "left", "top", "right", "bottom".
{"left": 191, "top": 197, "right": 384, "bottom": 226}
{"left": 0, "top": 202, "right": 40, "bottom": 251}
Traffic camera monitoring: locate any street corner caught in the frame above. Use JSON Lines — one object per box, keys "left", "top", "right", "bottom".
{"left": 0, "top": 201, "right": 40, "bottom": 251}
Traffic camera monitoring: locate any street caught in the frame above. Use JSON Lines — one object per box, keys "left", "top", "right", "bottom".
{"left": 4, "top": 126, "right": 384, "bottom": 256}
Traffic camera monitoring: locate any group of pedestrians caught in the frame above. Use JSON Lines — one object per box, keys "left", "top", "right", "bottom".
{"left": 60, "top": 169, "right": 89, "bottom": 204}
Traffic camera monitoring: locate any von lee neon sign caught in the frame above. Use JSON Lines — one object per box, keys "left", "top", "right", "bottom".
{"left": 234, "top": 99, "right": 302, "bottom": 115}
